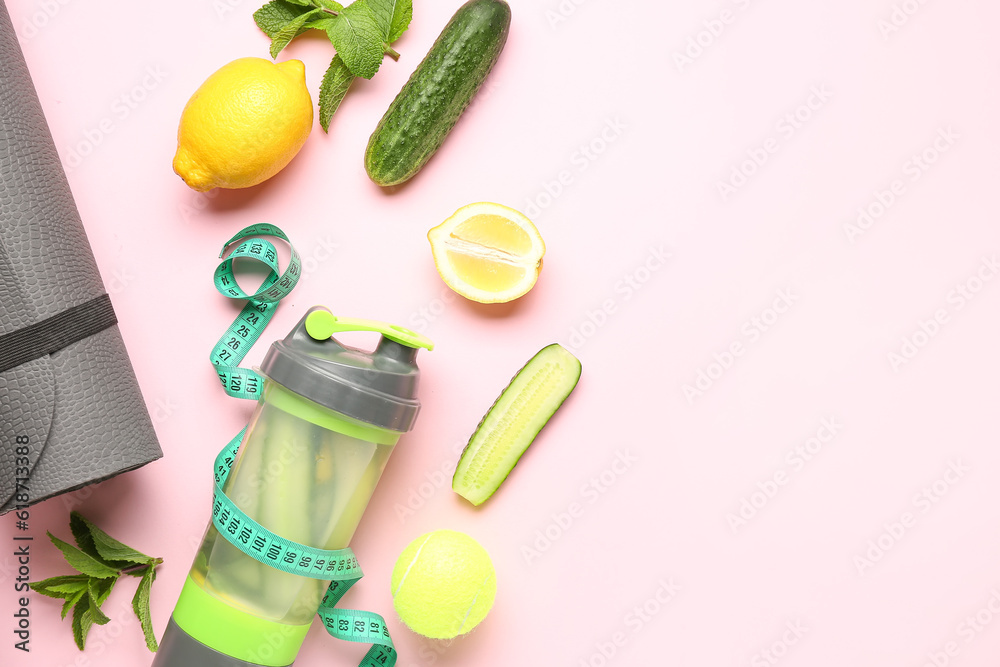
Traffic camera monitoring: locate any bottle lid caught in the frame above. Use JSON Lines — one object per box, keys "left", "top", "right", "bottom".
{"left": 258, "top": 307, "right": 434, "bottom": 433}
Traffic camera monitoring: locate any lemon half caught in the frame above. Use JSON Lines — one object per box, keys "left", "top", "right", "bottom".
{"left": 428, "top": 203, "right": 545, "bottom": 304}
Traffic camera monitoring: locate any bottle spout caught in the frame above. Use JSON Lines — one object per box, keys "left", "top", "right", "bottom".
{"left": 375, "top": 335, "right": 419, "bottom": 365}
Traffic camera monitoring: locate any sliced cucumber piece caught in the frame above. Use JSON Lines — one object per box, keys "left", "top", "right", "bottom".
{"left": 452, "top": 343, "right": 582, "bottom": 506}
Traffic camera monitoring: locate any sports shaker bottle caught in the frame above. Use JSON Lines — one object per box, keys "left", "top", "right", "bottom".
{"left": 153, "top": 306, "right": 433, "bottom": 667}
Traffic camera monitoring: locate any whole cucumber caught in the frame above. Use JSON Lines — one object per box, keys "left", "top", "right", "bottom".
{"left": 364, "top": 0, "right": 511, "bottom": 187}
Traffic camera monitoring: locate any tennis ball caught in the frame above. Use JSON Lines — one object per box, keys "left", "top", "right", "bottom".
{"left": 390, "top": 529, "right": 496, "bottom": 639}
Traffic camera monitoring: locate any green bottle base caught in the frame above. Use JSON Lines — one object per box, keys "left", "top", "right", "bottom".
{"left": 165, "top": 575, "right": 311, "bottom": 667}
{"left": 153, "top": 617, "right": 295, "bottom": 667}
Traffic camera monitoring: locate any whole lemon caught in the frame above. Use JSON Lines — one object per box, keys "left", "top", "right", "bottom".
{"left": 173, "top": 57, "right": 313, "bottom": 192}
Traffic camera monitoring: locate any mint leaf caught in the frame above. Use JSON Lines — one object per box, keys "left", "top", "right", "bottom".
{"left": 92, "top": 576, "right": 117, "bottom": 605}
{"left": 132, "top": 566, "right": 158, "bottom": 652}
{"left": 270, "top": 8, "right": 323, "bottom": 58}
{"left": 87, "top": 581, "right": 111, "bottom": 626}
{"left": 71, "top": 597, "right": 93, "bottom": 650}
{"left": 306, "top": 16, "right": 337, "bottom": 31}
{"left": 71, "top": 512, "right": 152, "bottom": 566}
{"left": 368, "top": 0, "right": 411, "bottom": 43}
{"left": 319, "top": 55, "right": 355, "bottom": 131}
{"left": 254, "top": 0, "right": 314, "bottom": 39}
{"left": 70, "top": 513, "right": 130, "bottom": 570}
{"left": 48, "top": 533, "right": 119, "bottom": 579}
{"left": 61, "top": 589, "right": 86, "bottom": 620}
{"left": 30, "top": 575, "right": 90, "bottom": 599}
{"left": 387, "top": 0, "right": 412, "bottom": 43}
{"left": 325, "top": 0, "right": 385, "bottom": 79}
{"left": 70, "top": 513, "right": 101, "bottom": 561}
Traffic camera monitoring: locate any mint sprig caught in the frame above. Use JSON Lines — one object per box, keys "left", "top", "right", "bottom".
{"left": 368, "top": 0, "right": 412, "bottom": 44}
{"left": 29, "top": 512, "right": 163, "bottom": 652}
{"left": 253, "top": 0, "right": 413, "bottom": 131}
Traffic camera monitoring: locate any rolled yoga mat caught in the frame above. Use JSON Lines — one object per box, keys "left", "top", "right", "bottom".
{"left": 0, "top": 1, "right": 162, "bottom": 513}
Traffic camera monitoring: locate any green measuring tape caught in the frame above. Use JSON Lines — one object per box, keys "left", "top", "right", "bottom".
{"left": 210, "top": 223, "right": 297, "bottom": 400}
{"left": 208, "top": 224, "right": 397, "bottom": 667}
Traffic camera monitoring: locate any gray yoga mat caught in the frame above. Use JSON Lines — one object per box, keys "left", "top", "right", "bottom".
{"left": 0, "top": 1, "right": 162, "bottom": 513}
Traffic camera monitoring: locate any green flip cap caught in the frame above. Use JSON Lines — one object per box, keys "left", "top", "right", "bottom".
{"left": 258, "top": 307, "right": 433, "bottom": 433}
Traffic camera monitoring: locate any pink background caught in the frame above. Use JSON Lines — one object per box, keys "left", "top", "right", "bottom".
{"left": 3, "top": 0, "right": 1000, "bottom": 666}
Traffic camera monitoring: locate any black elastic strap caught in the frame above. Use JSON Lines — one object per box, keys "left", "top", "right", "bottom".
{"left": 0, "top": 294, "right": 117, "bottom": 373}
